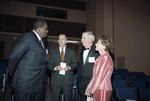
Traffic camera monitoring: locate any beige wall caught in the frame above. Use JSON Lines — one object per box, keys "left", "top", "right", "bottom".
{"left": 114, "top": 0, "right": 150, "bottom": 75}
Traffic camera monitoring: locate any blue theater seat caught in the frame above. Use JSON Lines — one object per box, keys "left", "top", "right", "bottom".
{"left": 115, "top": 87, "right": 137, "bottom": 100}
{"left": 148, "top": 81, "right": 150, "bottom": 88}
{"left": 113, "top": 74, "right": 123, "bottom": 80}
{"left": 132, "top": 72, "right": 145, "bottom": 76}
{"left": 130, "top": 80, "right": 147, "bottom": 88}
{"left": 117, "top": 69, "right": 128, "bottom": 73}
{"left": 112, "top": 79, "right": 128, "bottom": 88}
{"left": 124, "top": 75, "right": 137, "bottom": 81}
{"left": 139, "top": 75, "right": 150, "bottom": 82}
{"left": 138, "top": 88, "right": 150, "bottom": 100}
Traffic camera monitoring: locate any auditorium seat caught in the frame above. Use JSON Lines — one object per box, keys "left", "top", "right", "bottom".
{"left": 112, "top": 79, "right": 128, "bottom": 88}
{"left": 130, "top": 80, "right": 147, "bottom": 88}
{"left": 138, "top": 88, "right": 150, "bottom": 100}
{"left": 117, "top": 69, "right": 128, "bottom": 73}
{"left": 124, "top": 75, "right": 138, "bottom": 81}
{"left": 115, "top": 87, "right": 137, "bottom": 100}
{"left": 113, "top": 74, "right": 123, "bottom": 80}
{"left": 132, "top": 72, "right": 145, "bottom": 76}
{"left": 139, "top": 75, "right": 150, "bottom": 82}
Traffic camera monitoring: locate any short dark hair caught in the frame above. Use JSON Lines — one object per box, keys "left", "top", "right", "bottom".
{"left": 32, "top": 19, "right": 47, "bottom": 30}
{"left": 59, "top": 34, "right": 67, "bottom": 40}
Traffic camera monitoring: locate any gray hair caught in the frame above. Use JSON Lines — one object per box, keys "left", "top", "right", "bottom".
{"left": 82, "top": 31, "right": 95, "bottom": 42}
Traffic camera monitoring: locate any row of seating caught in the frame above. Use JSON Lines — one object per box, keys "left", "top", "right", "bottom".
{"left": 112, "top": 68, "right": 150, "bottom": 101}
{"left": 113, "top": 87, "right": 150, "bottom": 101}
{"left": 113, "top": 75, "right": 150, "bottom": 83}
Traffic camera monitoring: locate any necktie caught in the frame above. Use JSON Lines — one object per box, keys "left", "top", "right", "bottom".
{"left": 61, "top": 48, "right": 64, "bottom": 62}
{"left": 40, "top": 39, "right": 44, "bottom": 49}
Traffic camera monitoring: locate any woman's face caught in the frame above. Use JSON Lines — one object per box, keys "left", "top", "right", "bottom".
{"left": 95, "top": 39, "right": 106, "bottom": 52}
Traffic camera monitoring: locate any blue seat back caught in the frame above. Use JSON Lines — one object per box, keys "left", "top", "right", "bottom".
{"left": 113, "top": 74, "right": 123, "bottom": 80}
{"left": 116, "top": 87, "right": 137, "bottom": 100}
{"left": 113, "top": 80, "right": 128, "bottom": 87}
{"left": 130, "top": 80, "right": 146, "bottom": 88}
{"left": 139, "top": 88, "right": 150, "bottom": 100}
{"left": 124, "top": 75, "right": 137, "bottom": 81}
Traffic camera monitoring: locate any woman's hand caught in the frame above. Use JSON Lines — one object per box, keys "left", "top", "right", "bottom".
{"left": 85, "top": 87, "right": 91, "bottom": 95}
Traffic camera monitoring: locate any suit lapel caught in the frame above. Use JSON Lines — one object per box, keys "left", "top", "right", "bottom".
{"left": 32, "top": 31, "right": 46, "bottom": 54}
{"left": 37, "top": 39, "right": 46, "bottom": 53}
{"left": 57, "top": 48, "right": 62, "bottom": 62}
{"left": 81, "top": 49, "right": 84, "bottom": 65}
{"left": 64, "top": 47, "right": 68, "bottom": 63}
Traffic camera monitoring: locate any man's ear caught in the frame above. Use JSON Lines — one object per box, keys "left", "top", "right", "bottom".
{"left": 35, "top": 27, "right": 40, "bottom": 33}
{"left": 37, "top": 27, "right": 41, "bottom": 32}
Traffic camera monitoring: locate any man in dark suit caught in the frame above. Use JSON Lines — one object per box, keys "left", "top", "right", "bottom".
{"left": 47, "top": 34, "right": 77, "bottom": 101}
{"left": 77, "top": 31, "right": 99, "bottom": 101}
{"left": 8, "top": 19, "right": 48, "bottom": 101}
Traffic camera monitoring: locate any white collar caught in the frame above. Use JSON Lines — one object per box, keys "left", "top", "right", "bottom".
{"left": 59, "top": 46, "right": 66, "bottom": 51}
{"left": 33, "top": 30, "right": 41, "bottom": 41}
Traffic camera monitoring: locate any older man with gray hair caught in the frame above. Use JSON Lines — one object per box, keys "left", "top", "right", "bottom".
{"left": 77, "top": 31, "right": 100, "bottom": 101}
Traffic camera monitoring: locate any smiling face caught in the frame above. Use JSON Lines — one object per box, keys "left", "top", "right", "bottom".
{"left": 95, "top": 39, "right": 106, "bottom": 53}
{"left": 81, "top": 33, "right": 92, "bottom": 48}
{"left": 58, "top": 34, "right": 67, "bottom": 48}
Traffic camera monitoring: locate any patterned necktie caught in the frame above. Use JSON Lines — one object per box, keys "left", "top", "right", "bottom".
{"left": 61, "top": 48, "right": 64, "bottom": 62}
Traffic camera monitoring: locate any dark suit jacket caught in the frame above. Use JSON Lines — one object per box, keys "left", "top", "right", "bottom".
{"left": 77, "top": 45, "right": 99, "bottom": 86}
{"left": 47, "top": 47, "right": 77, "bottom": 85}
{"left": 8, "top": 31, "right": 47, "bottom": 92}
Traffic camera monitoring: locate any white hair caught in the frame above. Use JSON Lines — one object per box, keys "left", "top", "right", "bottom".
{"left": 82, "top": 31, "right": 95, "bottom": 42}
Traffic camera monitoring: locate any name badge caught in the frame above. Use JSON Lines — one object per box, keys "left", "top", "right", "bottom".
{"left": 88, "top": 57, "right": 95, "bottom": 63}
{"left": 59, "top": 70, "right": 65, "bottom": 75}
{"left": 46, "top": 49, "right": 48, "bottom": 54}
{"left": 59, "top": 62, "right": 66, "bottom": 75}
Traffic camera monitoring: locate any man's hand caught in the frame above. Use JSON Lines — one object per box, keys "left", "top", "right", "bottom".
{"left": 57, "top": 66, "right": 63, "bottom": 71}
{"left": 63, "top": 66, "right": 70, "bottom": 71}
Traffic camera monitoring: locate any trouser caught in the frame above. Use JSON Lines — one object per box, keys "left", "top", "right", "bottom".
{"left": 78, "top": 80, "right": 87, "bottom": 101}
{"left": 51, "top": 82, "right": 73, "bottom": 101}
{"left": 14, "top": 89, "right": 45, "bottom": 101}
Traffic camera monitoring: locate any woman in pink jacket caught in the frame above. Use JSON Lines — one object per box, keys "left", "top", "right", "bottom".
{"left": 85, "top": 35, "right": 114, "bottom": 101}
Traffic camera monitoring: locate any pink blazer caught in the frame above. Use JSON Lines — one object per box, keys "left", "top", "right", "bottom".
{"left": 87, "top": 51, "right": 113, "bottom": 94}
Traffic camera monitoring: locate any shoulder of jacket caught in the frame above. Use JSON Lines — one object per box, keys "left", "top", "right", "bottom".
{"left": 50, "top": 48, "right": 59, "bottom": 52}
{"left": 66, "top": 47, "right": 74, "bottom": 51}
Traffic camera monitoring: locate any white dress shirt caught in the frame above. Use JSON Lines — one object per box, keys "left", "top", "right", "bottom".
{"left": 83, "top": 45, "right": 92, "bottom": 65}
